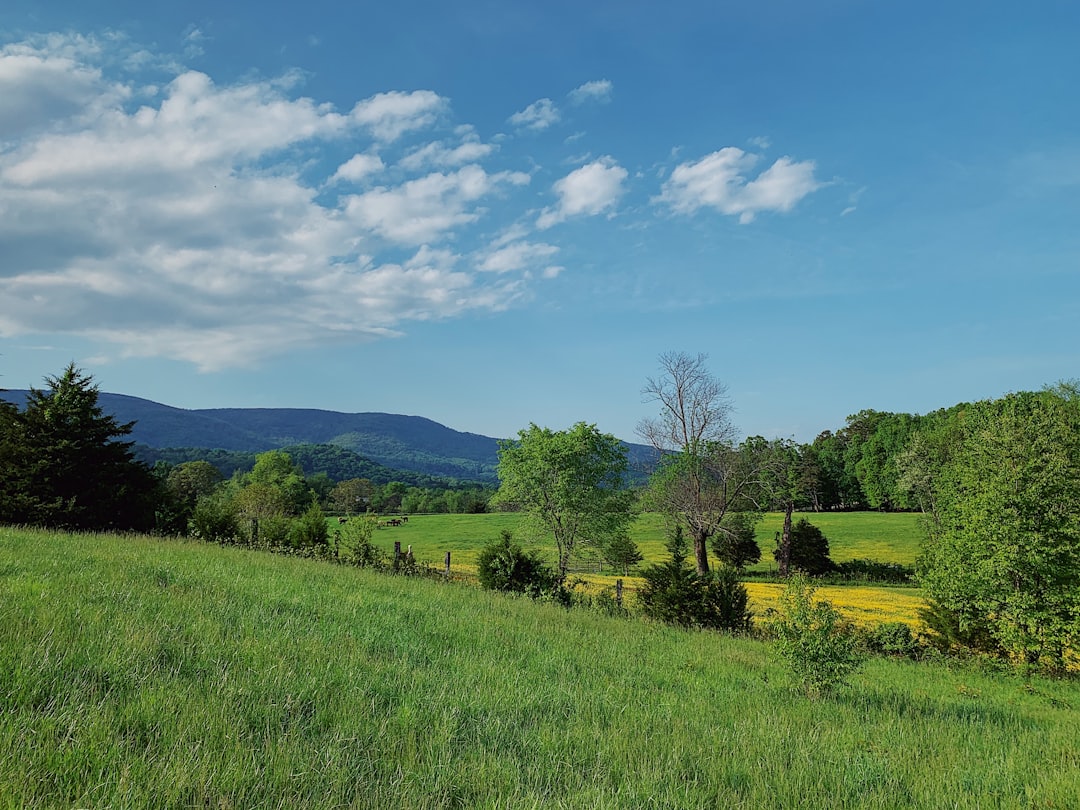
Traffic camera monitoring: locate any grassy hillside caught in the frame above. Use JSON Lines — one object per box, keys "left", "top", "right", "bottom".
{"left": 2, "top": 526, "right": 1077, "bottom": 808}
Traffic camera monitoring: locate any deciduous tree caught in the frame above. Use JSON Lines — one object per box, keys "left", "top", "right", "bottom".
{"left": 638, "top": 352, "right": 761, "bottom": 575}
{"left": 493, "top": 422, "right": 635, "bottom": 583}
{"left": 919, "top": 387, "right": 1080, "bottom": 671}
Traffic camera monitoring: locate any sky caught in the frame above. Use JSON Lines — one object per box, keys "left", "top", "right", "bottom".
{"left": 1, "top": 1, "right": 1078, "bottom": 444}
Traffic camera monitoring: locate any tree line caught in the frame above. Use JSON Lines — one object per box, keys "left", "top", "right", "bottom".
{"left": 490, "top": 353, "right": 1079, "bottom": 674}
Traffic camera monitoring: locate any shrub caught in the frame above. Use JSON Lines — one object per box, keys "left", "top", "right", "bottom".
{"left": 340, "top": 514, "right": 384, "bottom": 568}
{"left": 774, "top": 518, "right": 836, "bottom": 576}
{"left": 189, "top": 493, "right": 239, "bottom": 544}
{"left": 476, "top": 530, "right": 557, "bottom": 596}
{"left": 711, "top": 511, "right": 762, "bottom": 569}
{"left": 770, "top": 574, "right": 864, "bottom": 697}
{"left": 835, "top": 558, "right": 915, "bottom": 584}
{"left": 639, "top": 526, "right": 752, "bottom": 632}
{"left": 288, "top": 502, "right": 329, "bottom": 548}
{"left": 863, "top": 622, "right": 921, "bottom": 658}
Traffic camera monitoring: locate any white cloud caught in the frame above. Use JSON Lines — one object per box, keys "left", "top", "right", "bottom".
{"left": 350, "top": 89, "right": 447, "bottom": 142}
{"left": 748, "top": 135, "right": 771, "bottom": 150}
{"left": 343, "top": 165, "right": 529, "bottom": 244}
{"left": 0, "top": 36, "right": 551, "bottom": 370}
{"left": 568, "top": 79, "right": 612, "bottom": 105}
{"left": 658, "top": 147, "right": 820, "bottom": 223}
{"left": 537, "top": 156, "right": 628, "bottom": 229}
{"left": 477, "top": 240, "right": 559, "bottom": 274}
{"left": 331, "top": 152, "right": 385, "bottom": 183}
{"left": 508, "top": 97, "right": 559, "bottom": 131}
{"left": 0, "top": 39, "right": 126, "bottom": 138}
{"left": 398, "top": 135, "right": 496, "bottom": 171}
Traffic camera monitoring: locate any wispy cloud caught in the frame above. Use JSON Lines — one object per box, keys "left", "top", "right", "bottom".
{"left": 537, "top": 157, "right": 628, "bottom": 229}
{"left": 508, "top": 97, "right": 560, "bottom": 131}
{"left": 658, "top": 147, "right": 820, "bottom": 223}
{"left": 568, "top": 79, "right": 612, "bottom": 105}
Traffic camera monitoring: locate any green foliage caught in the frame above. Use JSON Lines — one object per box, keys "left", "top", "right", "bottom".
{"left": 476, "top": 530, "right": 556, "bottom": 595}
{"left": 639, "top": 527, "right": 752, "bottom": 632}
{"left": 338, "top": 513, "right": 383, "bottom": 567}
{"left": 711, "top": 511, "right": 762, "bottom": 569}
{"left": 916, "top": 599, "right": 1003, "bottom": 656}
{"left": 288, "top": 501, "right": 329, "bottom": 548}
{"left": 493, "top": 422, "right": 636, "bottom": 582}
{"left": 770, "top": 574, "right": 864, "bottom": 697}
{"left": 602, "top": 532, "right": 644, "bottom": 575}
{"left": 835, "top": 558, "right": 915, "bottom": 584}
{"left": 863, "top": 622, "right": 921, "bottom": 659}
{"left": 919, "top": 388, "right": 1080, "bottom": 671}
{"left": 775, "top": 518, "right": 836, "bottom": 576}
{"left": 189, "top": 492, "right": 240, "bottom": 544}
{"left": 0, "top": 364, "right": 157, "bottom": 530}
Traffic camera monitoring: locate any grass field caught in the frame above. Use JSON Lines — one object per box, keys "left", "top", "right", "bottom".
{"left": 349, "top": 510, "right": 925, "bottom": 570}
{"left": 2, "top": 526, "right": 1078, "bottom": 808}
{"left": 345, "top": 511, "right": 929, "bottom": 626}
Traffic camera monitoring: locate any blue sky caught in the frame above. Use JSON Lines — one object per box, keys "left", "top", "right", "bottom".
{"left": 1, "top": 1, "right": 1078, "bottom": 443}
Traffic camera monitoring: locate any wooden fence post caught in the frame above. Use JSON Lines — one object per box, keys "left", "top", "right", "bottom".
{"left": 394, "top": 541, "right": 401, "bottom": 567}
{"left": 444, "top": 551, "right": 451, "bottom": 577}
{"left": 615, "top": 578, "right": 623, "bottom": 607}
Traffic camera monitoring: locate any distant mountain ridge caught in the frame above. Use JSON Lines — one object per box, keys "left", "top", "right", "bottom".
{"left": 1, "top": 390, "right": 653, "bottom": 484}
{"left": 1, "top": 390, "right": 502, "bottom": 482}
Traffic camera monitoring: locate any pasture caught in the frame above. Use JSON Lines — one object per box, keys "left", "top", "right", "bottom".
{"left": 1, "top": 526, "right": 1078, "bottom": 808}
{"left": 344, "top": 511, "right": 928, "bottom": 626}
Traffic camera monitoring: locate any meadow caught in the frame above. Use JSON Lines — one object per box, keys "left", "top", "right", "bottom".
{"left": 2, "top": 525, "right": 1078, "bottom": 809}
{"left": 345, "top": 511, "right": 928, "bottom": 626}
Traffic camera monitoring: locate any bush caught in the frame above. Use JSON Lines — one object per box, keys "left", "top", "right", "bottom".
{"left": 639, "top": 527, "right": 752, "bottom": 632}
{"left": 836, "top": 558, "right": 915, "bottom": 584}
{"left": 770, "top": 574, "right": 864, "bottom": 697}
{"left": 339, "top": 514, "right": 384, "bottom": 568}
{"left": 711, "top": 511, "right": 762, "bottom": 569}
{"left": 775, "top": 518, "right": 836, "bottom": 576}
{"left": 863, "top": 622, "right": 921, "bottom": 658}
{"left": 288, "top": 502, "right": 329, "bottom": 548}
{"left": 189, "top": 493, "right": 239, "bottom": 544}
{"left": 476, "top": 531, "right": 557, "bottom": 596}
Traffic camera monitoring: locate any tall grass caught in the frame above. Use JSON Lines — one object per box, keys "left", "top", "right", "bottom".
{"left": 2, "top": 526, "right": 1077, "bottom": 808}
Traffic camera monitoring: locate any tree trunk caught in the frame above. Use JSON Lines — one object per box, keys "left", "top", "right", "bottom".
{"left": 777, "top": 501, "right": 793, "bottom": 577}
{"left": 692, "top": 528, "right": 710, "bottom": 575}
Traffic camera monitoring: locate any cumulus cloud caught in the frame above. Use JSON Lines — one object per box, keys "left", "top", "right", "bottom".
{"left": 343, "top": 165, "right": 529, "bottom": 244}
{"left": 568, "top": 79, "right": 612, "bottom": 105}
{"left": 331, "top": 152, "right": 385, "bottom": 183}
{"left": 508, "top": 97, "right": 560, "bottom": 131}
{"left": 0, "top": 36, "right": 550, "bottom": 370}
{"left": 658, "top": 147, "right": 820, "bottom": 223}
{"left": 537, "top": 157, "right": 628, "bottom": 229}
{"left": 350, "top": 89, "right": 447, "bottom": 141}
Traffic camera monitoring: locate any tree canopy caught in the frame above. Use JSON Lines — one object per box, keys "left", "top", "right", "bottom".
{"left": 918, "top": 387, "right": 1080, "bottom": 670}
{"left": 493, "top": 422, "right": 636, "bottom": 583}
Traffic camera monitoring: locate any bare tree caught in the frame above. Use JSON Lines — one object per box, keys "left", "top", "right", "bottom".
{"left": 638, "top": 352, "right": 760, "bottom": 575}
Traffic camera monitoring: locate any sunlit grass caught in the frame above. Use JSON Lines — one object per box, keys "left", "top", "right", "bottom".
{"left": 2, "top": 526, "right": 1078, "bottom": 808}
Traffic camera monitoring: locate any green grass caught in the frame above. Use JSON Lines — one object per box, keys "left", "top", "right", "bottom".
{"left": 348, "top": 510, "right": 926, "bottom": 572}
{"left": 3, "top": 526, "right": 1079, "bottom": 808}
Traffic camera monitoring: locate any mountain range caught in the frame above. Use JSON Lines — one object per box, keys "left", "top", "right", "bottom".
{"left": 1, "top": 390, "right": 653, "bottom": 485}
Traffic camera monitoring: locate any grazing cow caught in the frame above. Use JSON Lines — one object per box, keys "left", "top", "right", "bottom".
{"left": 338, "top": 517, "right": 348, "bottom": 524}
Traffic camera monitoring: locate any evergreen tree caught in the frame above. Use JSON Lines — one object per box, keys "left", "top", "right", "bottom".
{"left": 3, "top": 364, "right": 157, "bottom": 530}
